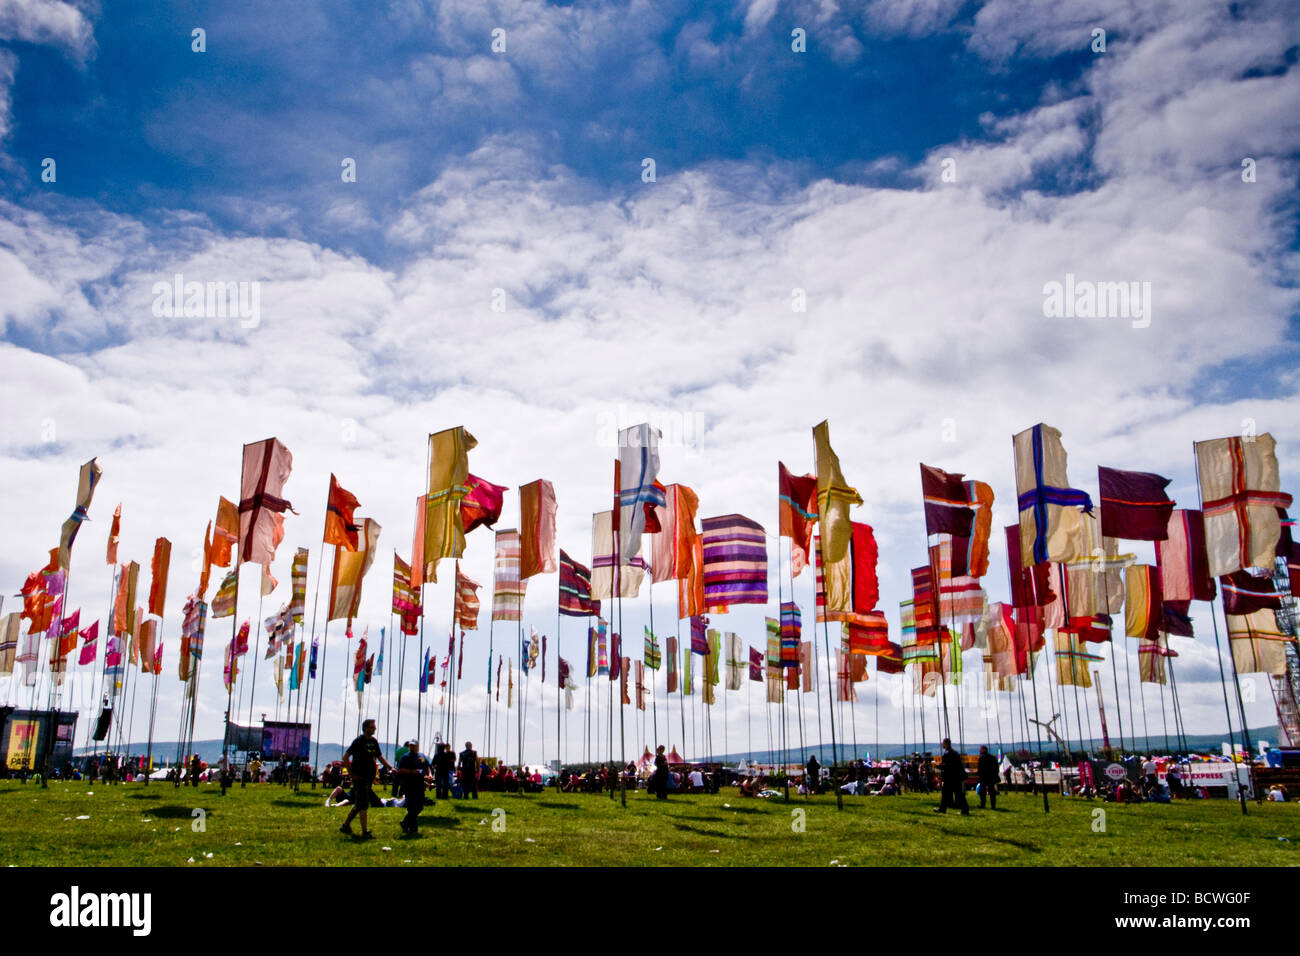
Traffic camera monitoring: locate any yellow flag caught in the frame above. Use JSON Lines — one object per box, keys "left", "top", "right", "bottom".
{"left": 813, "top": 421, "right": 862, "bottom": 611}
{"left": 423, "top": 427, "right": 477, "bottom": 583}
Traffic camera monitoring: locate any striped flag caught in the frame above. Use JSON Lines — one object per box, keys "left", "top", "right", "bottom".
{"left": 644, "top": 626, "right": 661, "bottom": 670}
{"left": 492, "top": 530, "right": 526, "bottom": 622}
{"left": 454, "top": 564, "right": 482, "bottom": 630}
{"left": 701, "top": 514, "right": 767, "bottom": 611}
{"left": 558, "top": 550, "right": 597, "bottom": 617}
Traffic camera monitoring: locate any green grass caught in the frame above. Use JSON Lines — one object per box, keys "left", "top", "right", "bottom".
{"left": 1, "top": 781, "right": 1297, "bottom": 866}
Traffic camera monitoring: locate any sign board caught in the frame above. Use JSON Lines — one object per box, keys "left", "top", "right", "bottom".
{"left": 1104, "top": 763, "right": 1126, "bottom": 781}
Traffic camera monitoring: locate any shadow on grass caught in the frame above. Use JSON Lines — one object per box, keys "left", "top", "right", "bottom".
{"left": 271, "top": 799, "right": 322, "bottom": 809}
{"left": 937, "top": 827, "right": 1043, "bottom": 853}
{"left": 142, "top": 805, "right": 215, "bottom": 819}
{"left": 672, "top": 823, "right": 725, "bottom": 838}
{"left": 534, "top": 802, "right": 581, "bottom": 811}
{"left": 420, "top": 816, "right": 462, "bottom": 828}
{"left": 678, "top": 815, "right": 725, "bottom": 823}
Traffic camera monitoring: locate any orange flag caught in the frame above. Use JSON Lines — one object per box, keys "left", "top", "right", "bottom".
{"left": 105, "top": 503, "right": 122, "bottom": 565}
{"left": 148, "top": 537, "right": 171, "bottom": 617}
{"left": 212, "top": 497, "right": 239, "bottom": 568}
{"left": 324, "top": 474, "right": 361, "bottom": 551}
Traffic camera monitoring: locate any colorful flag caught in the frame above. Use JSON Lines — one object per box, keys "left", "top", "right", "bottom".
{"left": 813, "top": 421, "right": 863, "bottom": 609}
{"left": 689, "top": 615, "right": 710, "bottom": 655}
{"left": 1013, "top": 423, "right": 1093, "bottom": 567}
{"left": 78, "top": 618, "right": 100, "bottom": 667}
{"left": 211, "top": 569, "right": 238, "bottom": 619}
{"left": 148, "top": 537, "right": 171, "bottom": 617}
{"left": 725, "top": 632, "right": 744, "bottom": 690}
{"left": 223, "top": 638, "right": 238, "bottom": 691}
{"left": 239, "top": 437, "right": 295, "bottom": 566}
{"left": 423, "top": 426, "right": 477, "bottom": 583}
{"left": 56, "top": 458, "right": 102, "bottom": 571}
{"left": 419, "top": 647, "right": 430, "bottom": 693}
{"left": 519, "top": 478, "right": 558, "bottom": 578}
{"left": 651, "top": 483, "right": 701, "bottom": 580}
{"left": 644, "top": 626, "right": 661, "bottom": 670}
{"left": 392, "top": 552, "right": 422, "bottom": 635}
{"left": 454, "top": 563, "right": 482, "bottom": 629}
{"left": 1124, "top": 564, "right": 1163, "bottom": 641}
{"left": 323, "top": 474, "right": 362, "bottom": 550}
{"left": 461, "top": 473, "right": 507, "bottom": 535}
{"left": 558, "top": 550, "right": 597, "bottom": 618}
{"left": 701, "top": 514, "right": 768, "bottom": 611}
{"left": 113, "top": 561, "right": 139, "bottom": 636}
{"left": 921, "top": 463, "right": 975, "bottom": 538}
{"left": 1226, "top": 608, "right": 1289, "bottom": 675}
{"left": 1138, "top": 636, "right": 1176, "bottom": 684}
{"left": 234, "top": 619, "right": 251, "bottom": 656}
{"left": 595, "top": 618, "right": 609, "bottom": 676}
{"left": 616, "top": 423, "right": 666, "bottom": 563}
{"left": 329, "top": 517, "right": 381, "bottom": 624}
{"left": 780, "top": 601, "right": 801, "bottom": 665}
{"left": 1196, "top": 433, "right": 1292, "bottom": 577}
{"left": 1221, "top": 569, "right": 1281, "bottom": 614}
{"left": 105, "top": 502, "right": 121, "bottom": 565}
{"left": 212, "top": 496, "right": 239, "bottom": 568}
{"left": 1, "top": 614, "right": 21, "bottom": 675}
{"left": 667, "top": 636, "right": 679, "bottom": 692}
{"left": 779, "top": 462, "right": 818, "bottom": 578}
{"left": 290, "top": 547, "right": 308, "bottom": 623}
{"left": 492, "top": 530, "right": 526, "bottom": 622}
{"left": 1055, "top": 630, "right": 1101, "bottom": 687}
{"left": 591, "top": 510, "right": 647, "bottom": 600}
{"left": 1098, "top": 466, "right": 1175, "bottom": 541}
{"left": 955, "top": 479, "right": 995, "bottom": 579}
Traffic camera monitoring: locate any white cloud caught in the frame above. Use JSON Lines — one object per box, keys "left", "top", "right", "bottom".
{"left": 0, "top": 0, "right": 95, "bottom": 61}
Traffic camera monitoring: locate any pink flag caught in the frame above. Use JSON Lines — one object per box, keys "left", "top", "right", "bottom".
{"left": 78, "top": 619, "right": 99, "bottom": 665}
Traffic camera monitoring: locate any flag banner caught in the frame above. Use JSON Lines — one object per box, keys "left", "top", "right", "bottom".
{"left": 954, "top": 479, "right": 995, "bottom": 578}
{"left": 56, "top": 609, "right": 79, "bottom": 660}
{"left": 1226, "top": 608, "right": 1289, "bottom": 675}
{"left": 705, "top": 628, "right": 721, "bottom": 687}
{"left": 58, "top": 458, "right": 102, "bottom": 571}
{"left": 725, "top": 631, "right": 744, "bottom": 690}
{"left": 845, "top": 610, "right": 890, "bottom": 655}
{"left": 1196, "top": 433, "right": 1292, "bottom": 577}
{"left": 419, "top": 648, "right": 430, "bottom": 693}
{"left": 1221, "top": 568, "right": 1282, "bottom": 614}
{"left": 1161, "top": 599, "right": 1195, "bottom": 638}
{"left": 324, "top": 474, "right": 361, "bottom": 550}
{"left": 617, "top": 423, "right": 666, "bottom": 563}
{"left": 701, "top": 514, "right": 767, "bottom": 610}
{"left": 494, "top": 654, "right": 502, "bottom": 700}
{"left": 930, "top": 535, "right": 987, "bottom": 626}
{"left": 289, "top": 547, "right": 308, "bottom": 623}
{"left": 591, "top": 510, "right": 647, "bottom": 600}
{"left": 910, "top": 565, "right": 939, "bottom": 638}
{"left": 329, "top": 518, "right": 381, "bottom": 623}
{"left": 875, "top": 641, "right": 905, "bottom": 676}
{"left": 424, "top": 426, "right": 477, "bottom": 584}
{"left": 148, "top": 537, "right": 171, "bottom": 617}
{"left": 940, "top": 628, "right": 962, "bottom": 684}
{"left": 813, "top": 421, "right": 863, "bottom": 611}
{"left": 650, "top": 482, "right": 697, "bottom": 581}
{"left": 113, "top": 561, "right": 140, "bottom": 636}
{"left": 1124, "top": 564, "right": 1163, "bottom": 641}
{"left": 239, "top": 437, "right": 295, "bottom": 566}
{"left": 180, "top": 596, "right": 205, "bottom": 679}
{"left": 666, "top": 635, "right": 679, "bottom": 692}
{"left": 1062, "top": 512, "right": 1131, "bottom": 617}
{"left": 290, "top": 641, "right": 306, "bottom": 691}
{"left": 461, "top": 473, "right": 507, "bottom": 535}
{"left": 212, "top": 496, "right": 239, "bottom": 568}
{"left": 223, "top": 638, "right": 238, "bottom": 691}
{"left": 558, "top": 655, "right": 571, "bottom": 689}
{"left": 780, "top": 601, "right": 801, "bottom": 665}
{"left": 454, "top": 564, "right": 482, "bottom": 629}
{"left": 778, "top": 462, "right": 818, "bottom": 578}
{"left": 985, "top": 602, "right": 1019, "bottom": 678}
{"left": 644, "top": 626, "right": 661, "bottom": 670}
{"left": 635, "top": 660, "right": 645, "bottom": 710}
{"left": 520, "top": 478, "right": 558, "bottom": 579}
{"left": 921, "top": 463, "right": 975, "bottom": 538}
{"left": 540, "top": 632, "right": 545, "bottom": 683}
{"left": 1098, "top": 466, "right": 1175, "bottom": 541}
{"left": 392, "top": 553, "right": 422, "bottom": 635}
{"left": 79, "top": 618, "right": 100, "bottom": 667}
{"left": 492, "top": 530, "right": 527, "bottom": 622}
{"left": 260, "top": 562, "right": 278, "bottom": 597}
{"left": 596, "top": 618, "right": 609, "bottom": 676}
{"left": 683, "top": 645, "right": 692, "bottom": 696}
{"left": 621, "top": 657, "right": 631, "bottom": 706}
{"left": 835, "top": 649, "right": 854, "bottom": 702}
{"left": 748, "top": 645, "right": 763, "bottom": 682}
{"left": 608, "top": 632, "right": 620, "bottom": 681}
{"left": 1138, "top": 635, "right": 1176, "bottom": 684}
{"left": 690, "top": 614, "right": 710, "bottom": 654}
{"left": 1013, "top": 423, "right": 1093, "bottom": 567}
{"left": 766, "top": 621, "right": 781, "bottom": 695}
{"left": 798, "top": 640, "right": 817, "bottom": 689}
{"left": 138, "top": 619, "right": 158, "bottom": 675}
{"left": 234, "top": 619, "right": 251, "bottom": 657}
{"left": 507, "top": 657, "right": 513, "bottom": 707}
{"left": 1054, "top": 631, "right": 1100, "bottom": 687}
{"left": 105, "top": 502, "right": 121, "bottom": 565}
{"left": 559, "top": 550, "right": 597, "bottom": 617}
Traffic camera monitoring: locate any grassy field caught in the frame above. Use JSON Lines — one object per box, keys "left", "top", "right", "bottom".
{"left": 1, "top": 780, "right": 1297, "bottom": 866}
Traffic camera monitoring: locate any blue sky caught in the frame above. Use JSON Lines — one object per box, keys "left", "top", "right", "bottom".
{"left": 1, "top": 0, "right": 1298, "bottom": 761}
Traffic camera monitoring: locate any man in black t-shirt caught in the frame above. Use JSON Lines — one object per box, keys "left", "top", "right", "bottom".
{"left": 395, "top": 740, "right": 433, "bottom": 835}
{"left": 459, "top": 742, "right": 479, "bottom": 799}
{"left": 432, "top": 743, "right": 456, "bottom": 800}
{"left": 340, "top": 718, "right": 394, "bottom": 839}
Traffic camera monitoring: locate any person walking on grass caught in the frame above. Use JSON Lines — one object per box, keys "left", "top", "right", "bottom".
{"left": 459, "top": 742, "right": 479, "bottom": 799}
{"left": 340, "top": 718, "right": 394, "bottom": 840}
{"left": 933, "top": 738, "right": 970, "bottom": 816}
{"left": 395, "top": 740, "right": 433, "bottom": 835}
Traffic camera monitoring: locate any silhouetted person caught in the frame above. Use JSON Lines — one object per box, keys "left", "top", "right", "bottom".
{"left": 977, "top": 745, "right": 999, "bottom": 809}
{"left": 459, "top": 742, "right": 479, "bottom": 799}
{"left": 805, "top": 755, "right": 821, "bottom": 794}
{"left": 933, "top": 738, "right": 969, "bottom": 816}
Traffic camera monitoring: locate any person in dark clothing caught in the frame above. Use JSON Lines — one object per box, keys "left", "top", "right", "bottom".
{"left": 650, "top": 745, "right": 669, "bottom": 799}
{"left": 395, "top": 740, "right": 433, "bottom": 835}
{"left": 976, "top": 745, "right": 1000, "bottom": 810}
{"left": 805, "top": 755, "right": 821, "bottom": 794}
{"left": 432, "top": 743, "right": 455, "bottom": 800}
{"left": 459, "top": 742, "right": 479, "bottom": 799}
{"left": 933, "top": 739, "right": 970, "bottom": 816}
{"left": 189, "top": 753, "right": 203, "bottom": 788}
{"left": 340, "top": 718, "right": 394, "bottom": 839}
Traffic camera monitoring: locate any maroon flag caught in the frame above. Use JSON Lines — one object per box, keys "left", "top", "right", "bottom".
{"left": 778, "top": 462, "right": 818, "bottom": 578}
{"left": 1099, "top": 466, "right": 1175, "bottom": 541}
{"left": 609, "top": 633, "right": 621, "bottom": 681}
{"left": 1155, "top": 509, "right": 1216, "bottom": 603}
{"left": 1221, "top": 569, "right": 1281, "bottom": 614}
{"left": 748, "top": 646, "right": 763, "bottom": 682}
{"left": 920, "top": 464, "right": 975, "bottom": 538}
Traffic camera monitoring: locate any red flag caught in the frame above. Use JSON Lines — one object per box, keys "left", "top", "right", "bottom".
{"left": 461, "top": 474, "right": 507, "bottom": 535}
{"left": 324, "top": 474, "right": 361, "bottom": 550}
